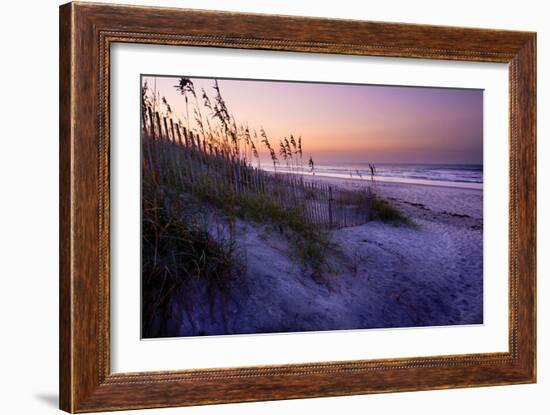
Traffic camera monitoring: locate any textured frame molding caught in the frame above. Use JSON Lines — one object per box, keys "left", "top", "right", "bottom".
{"left": 60, "top": 2, "right": 536, "bottom": 412}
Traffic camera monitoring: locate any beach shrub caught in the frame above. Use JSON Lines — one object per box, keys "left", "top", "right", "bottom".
{"left": 371, "top": 197, "right": 410, "bottom": 225}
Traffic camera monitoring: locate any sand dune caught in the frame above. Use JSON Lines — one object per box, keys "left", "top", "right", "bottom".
{"left": 159, "top": 176, "right": 483, "bottom": 337}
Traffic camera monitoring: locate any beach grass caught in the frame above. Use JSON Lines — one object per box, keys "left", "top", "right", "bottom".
{"left": 141, "top": 76, "right": 412, "bottom": 332}
{"left": 141, "top": 174, "right": 244, "bottom": 336}
{"left": 371, "top": 197, "right": 411, "bottom": 226}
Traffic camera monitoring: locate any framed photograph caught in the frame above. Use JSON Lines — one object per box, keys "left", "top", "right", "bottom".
{"left": 59, "top": 2, "right": 536, "bottom": 412}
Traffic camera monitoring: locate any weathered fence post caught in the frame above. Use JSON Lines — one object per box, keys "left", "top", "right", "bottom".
{"left": 163, "top": 117, "right": 170, "bottom": 142}
{"left": 147, "top": 107, "right": 161, "bottom": 176}
{"left": 155, "top": 112, "right": 165, "bottom": 166}
{"left": 169, "top": 118, "right": 183, "bottom": 184}
{"left": 163, "top": 117, "right": 177, "bottom": 178}
{"left": 232, "top": 155, "right": 240, "bottom": 193}
{"left": 328, "top": 186, "right": 334, "bottom": 228}
{"left": 175, "top": 124, "right": 188, "bottom": 186}
{"left": 170, "top": 118, "right": 176, "bottom": 144}
{"left": 189, "top": 131, "right": 196, "bottom": 152}
{"left": 183, "top": 126, "right": 189, "bottom": 150}
{"left": 141, "top": 108, "right": 154, "bottom": 172}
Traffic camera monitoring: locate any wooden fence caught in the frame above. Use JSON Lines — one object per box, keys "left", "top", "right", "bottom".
{"left": 141, "top": 110, "right": 371, "bottom": 229}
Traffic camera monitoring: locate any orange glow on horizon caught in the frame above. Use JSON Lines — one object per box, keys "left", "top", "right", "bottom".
{"left": 142, "top": 75, "right": 483, "bottom": 165}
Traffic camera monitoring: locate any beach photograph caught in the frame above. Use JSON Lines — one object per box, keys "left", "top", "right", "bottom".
{"left": 140, "top": 75, "right": 483, "bottom": 338}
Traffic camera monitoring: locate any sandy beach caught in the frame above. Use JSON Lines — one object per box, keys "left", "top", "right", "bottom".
{"left": 163, "top": 175, "right": 483, "bottom": 337}
{"left": 140, "top": 75, "right": 486, "bottom": 339}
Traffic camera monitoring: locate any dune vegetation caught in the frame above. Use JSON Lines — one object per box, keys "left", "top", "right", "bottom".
{"left": 140, "top": 77, "right": 409, "bottom": 337}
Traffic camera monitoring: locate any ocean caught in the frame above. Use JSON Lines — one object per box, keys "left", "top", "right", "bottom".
{"left": 265, "top": 163, "right": 483, "bottom": 189}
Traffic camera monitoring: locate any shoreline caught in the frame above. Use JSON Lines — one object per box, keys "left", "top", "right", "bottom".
{"left": 307, "top": 172, "right": 482, "bottom": 191}
{"left": 275, "top": 170, "right": 483, "bottom": 226}
{"left": 264, "top": 169, "right": 483, "bottom": 191}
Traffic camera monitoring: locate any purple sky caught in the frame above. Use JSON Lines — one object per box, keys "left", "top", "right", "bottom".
{"left": 142, "top": 75, "right": 483, "bottom": 165}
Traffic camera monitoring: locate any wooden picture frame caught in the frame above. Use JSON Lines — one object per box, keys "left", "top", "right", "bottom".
{"left": 59, "top": 2, "right": 536, "bottom": 412}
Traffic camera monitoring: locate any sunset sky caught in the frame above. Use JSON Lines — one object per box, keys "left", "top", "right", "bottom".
{"left": 141, "top": 75, "right": 483, "bottom": 165}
